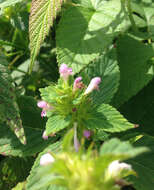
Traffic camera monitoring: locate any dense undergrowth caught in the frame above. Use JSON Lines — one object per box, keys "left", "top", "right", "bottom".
{"left": 0, "top": 0, "right": 154, "bottom": 190}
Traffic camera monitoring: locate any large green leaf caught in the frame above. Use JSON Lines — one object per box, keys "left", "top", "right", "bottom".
{"left": 29, "top": 0, "right": 64, "bottom": 72}
{"left": 0, "top": 96, "right": 57, "bottom": 156}
{"left": 46, "top": 115, "right": 71, "bottom": 135}
{"left": 26, "top": 142, "right": 64, "bottom": 190}
{"left": 0, "top": 157, "right": 33, "bottom": 190}
{"left": 81, "top": 48, "right": 120, "bottom": 104}
{"left": 56, "top": 0, "right": 129, "bottom": 73}
{"left": 112, "top": 35, "right": 154, "bottom": 107}
{"left": 100, "top": 138, "right": 147, "bottom": 158}
{"left": 127, "top": 135, "right": 154, "bottom": 190}
{"left": 84, "top": 104, "right": 134, "bottom": 133}
{"left": 119, "top": 79, "right": 154, "bottom": 137}
{"left": 0, "top": 54, "right": 26, "bottom": 144}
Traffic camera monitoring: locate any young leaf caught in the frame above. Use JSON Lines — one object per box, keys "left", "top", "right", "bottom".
{"left": 0, "top": 54, "right": 26, "bottom": 144}
{"left": 112, "top": 35, "right": 154, "bottom": 107}
{"left": 81, "top": 48, "right": 120, "bottom": 104}
{"left": 56, "top": 0, "right": 129, "bottom": 73}
{"left": 84, "top": 104, "right": 134, "bottom": 133}
{"left": 46, "top": 115, "right": 71, "bottom": 135}
{"left": 29, "top": 0, "right": 64, "bottom": 72}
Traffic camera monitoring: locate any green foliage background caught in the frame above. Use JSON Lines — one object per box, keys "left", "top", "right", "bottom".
{"left": 0, "top": 0, "right": 154, "bottom": 189}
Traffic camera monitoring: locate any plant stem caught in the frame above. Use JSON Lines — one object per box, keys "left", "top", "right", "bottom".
{"left": 127, "top": 0, "right": 138, "bottom": 32}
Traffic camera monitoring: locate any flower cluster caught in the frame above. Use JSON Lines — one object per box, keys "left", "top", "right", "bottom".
{"left": 37, "top": 64, "right": 101, "bottom": 150}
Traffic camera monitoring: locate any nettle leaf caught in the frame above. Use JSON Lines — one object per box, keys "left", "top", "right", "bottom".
{"left": 100, "top": 138, "right": 147, "bottom": 159}
{"left": 56, "top": 0, "right": 129, "bottom": 73}
{"left": 81, "top": 48, "right": 120, "bottom": 104}
{"left": 84, "top": 104, "right": 134, "bottom": 133}
{"left": 112, "top": 35, "right": 154, "bottom": 108}
{"left": 127, "top": 135, "right": 154, "bottom": 190}
{"left": 26, "top": 142, "right": 63, "bottom": 190}
{"left": 29, "top": 0, "right": 64, "bottom": 72}
{"left": 0, "top": 96, "right": 57, "bottom": 157}
{"left": 46, "top": 115, "right": 71, "bottom": 135}
{"left": 119, "top": 79, "right": 154, "bottom": 137}
{"left": 0, "top": 157, "right": 33, "bottom": 189}
{"left": 0, "top": 54, "right": 26, "bottom": 144}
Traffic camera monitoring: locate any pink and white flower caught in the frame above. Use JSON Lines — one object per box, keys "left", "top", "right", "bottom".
{"left": 73, "top": 77, "right": 84, "bottom": 91}
{"left": 37, "top": 100, "right": 52, "bottom": 117}
{"left": 42, "top": 130, "right": 48, "bottom": 140}
{"left": 84, "top": 77, "right": 101, "bottom": 95}
{"left": 59, "top": 64, "right": 73, "bottom": 81}
{"left": 40, "top": 153, "right": 55, "bottom": 166}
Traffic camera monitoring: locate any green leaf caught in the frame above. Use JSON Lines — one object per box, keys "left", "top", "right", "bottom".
{"left": 0, "top": 54, "right": 26, "bottom": 144}
{"left": 26, "top": 142, "right": 63, "bottom": 190}
{"left": 112, "top": 35, "right": 154, "bottom": 107}
{"left": 84, "top": 104, "right": 134, "bottom": 133}
{"left": 81, "top": 48, "right": 120, "bottom": 104}
{"left": 0, "top": 96, "right": 57, "bottom": 157}
{"left": 56, "top": 0, "right": 129, "bottom": 73}
{"left": 12, "top": 182, "right": 26, "bottom": 190}
{"left": 0, "top": 0, "right": 23, "bottom": 9}
{"left": 46, "top": 115, "right": 71, "bottom": 135}
{"left": 0, "top": 157, "right": 33, "bottom": 190}
{"left": 127, "top": 135, "right": 154, "bottom": 190}
{"left": 29, "top": 0, "right": 64, "bottom": 72}
{"left": 100, "top": 138, "right": 147, "bottom": 159}
{"left": 119, "top": 79, "right": 154, "bottom": 137}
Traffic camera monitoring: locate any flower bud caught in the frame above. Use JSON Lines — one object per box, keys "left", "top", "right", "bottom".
{"left": 108, "top": 160, "right": 132, "bottom": 177}
{"left": 42, "top": 131, "right": 48, "bottom": 140}
{"left": 40, "top": 153, "right": 55, "bottom": 166}
{"left": 73, "top": 77, "right": 84, "bottom": 91}
{"left": 83, "top": 130, "right": 92, "bottom": 139}
{"left": 59, "top": 64, "right": 73, "bottom": 81}
{"left": 84, "top": 77, "right": 101, "bottom": 95}
{"left": 37, "top": 101, "right": 52, "bottom": 117}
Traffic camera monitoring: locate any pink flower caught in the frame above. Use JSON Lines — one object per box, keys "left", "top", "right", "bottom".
{"left": 84, "top": 77, "right": 101, "bottom": 95}
{"left": 73, "top": 77, "right": 84, "bottom": 91}
{"left": 42, "top": 130, "right": 48, "bottom": 140}
{"left": 83, "top": 130, "right": 92, "bottom": 139}
{"left": 40, "top": 153, "right": 55, "bottom": 166}
{"left": 59, "top": 64, "right": 73, "bottom": 81}
{"left": 37, "top": 100, "right": 52, "bottom": 117}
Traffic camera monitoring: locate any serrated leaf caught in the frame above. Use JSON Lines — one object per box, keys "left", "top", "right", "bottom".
{"left": 26, "top": 142, "right": 63, "bottom": 190}
{"left": 112, "top": 35, "right": 154, "bottom": 107}
{"left": 46, "top": 115, "right": 71, "bottom": 135}
{"left": 0, "top": 54, "right": 26, "bottom": 144}
{"left": 56, "top": 0, "right": 129, "bottom": 73}
{"left": 81, "top": 48, "right": 120, "bottom": 104}
{"left": 0, "top": 96, "right": 57, "bottom": 157}
{"left": 127, "top": 135, "right": 154, "bottom": 190}
{"left": 0, "top": 157, "right": 33, "bottom": 190}
{"left": 29, "top": 0, "right": 63, "bottom": 72}
{"left": 84, "top": 104, "right": 134, "bottom": 133}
